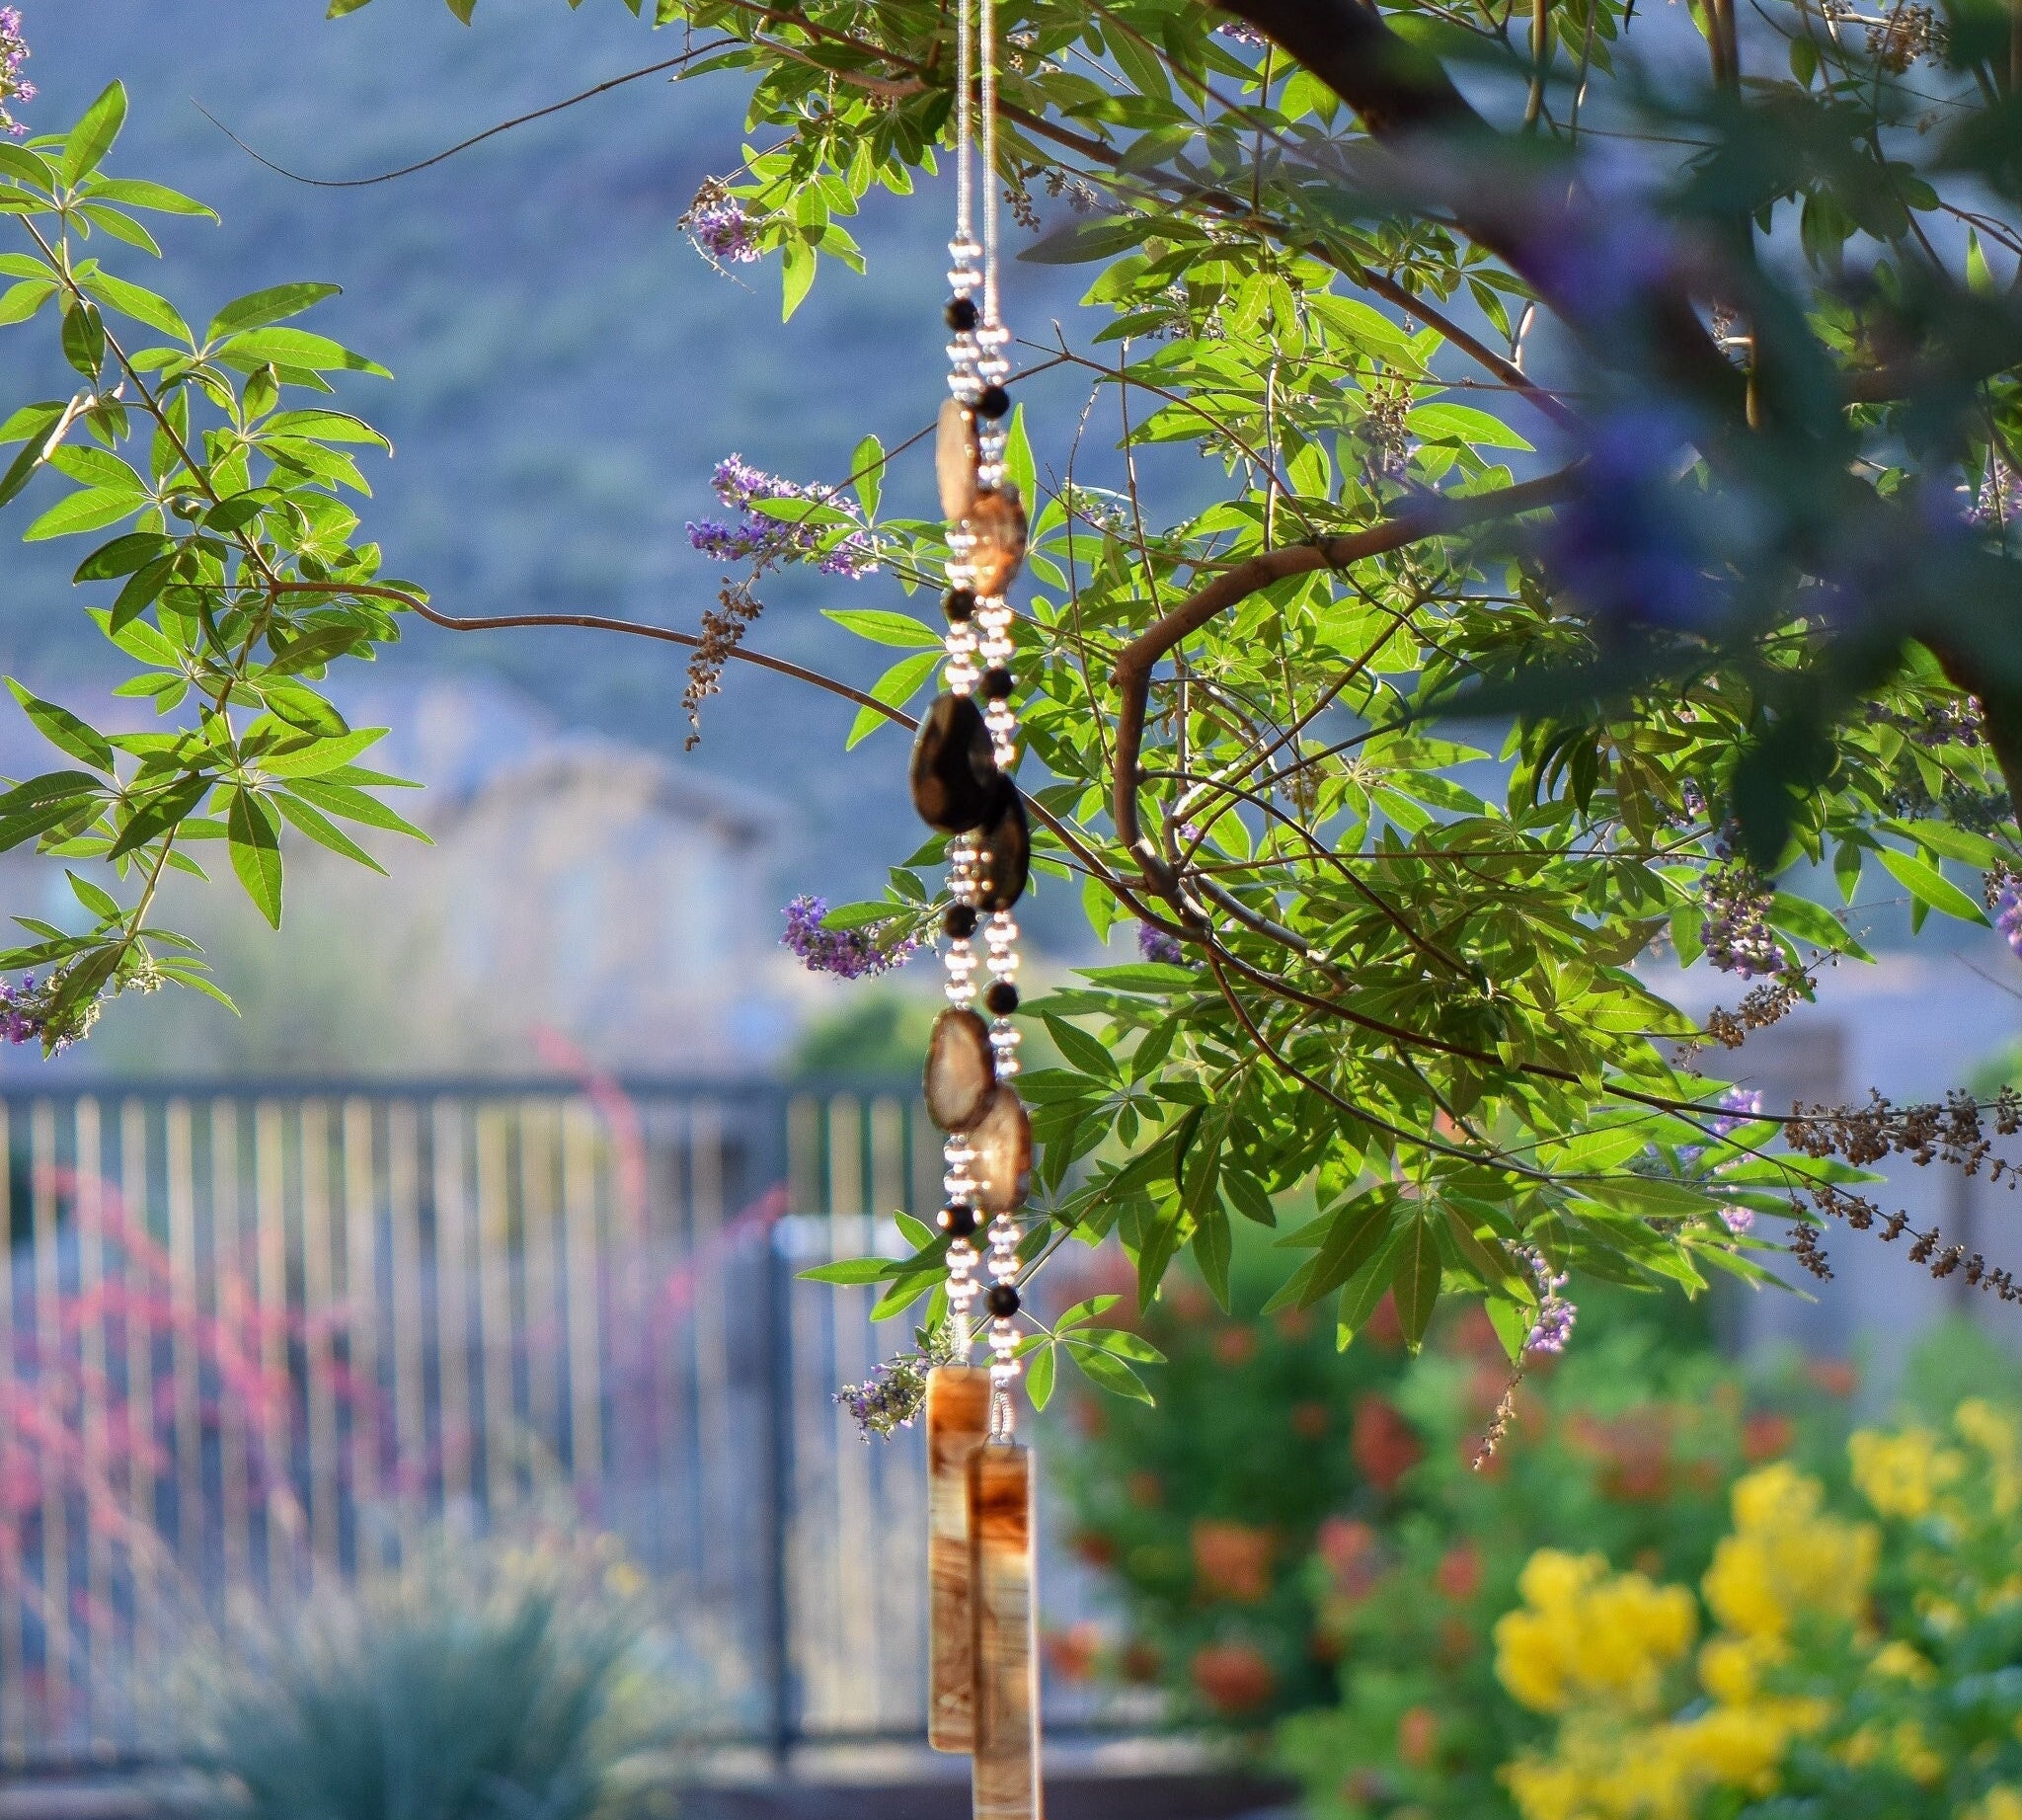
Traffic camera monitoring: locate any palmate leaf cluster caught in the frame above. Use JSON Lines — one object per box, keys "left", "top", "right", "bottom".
{"left": 6, "top": 1, "right": 2022, "bottom": 1375}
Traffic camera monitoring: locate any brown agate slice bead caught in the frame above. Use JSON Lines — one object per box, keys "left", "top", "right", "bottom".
{"left": 969, "top": 1084, "right": 1032, "bottom": 1216}
{"left": 937, "top": 399, "right": 980, "bottom": 523}
{"left": 969, "top": 485, "right": 1027, "bottom": 596}
{"left": 973, "top": 784, "right": 1029, "bottom": 913}
{"left": 926, "top": 1006, "right": 995, "bottom": 1133}
{"left": 910, "top": 692, "right": 1000, "bottom": 833}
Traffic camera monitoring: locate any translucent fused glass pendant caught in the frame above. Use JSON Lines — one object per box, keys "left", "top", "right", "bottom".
{"left": 971, "top": 1440, "right": 1043, "bottom": 1819}
{"left": 926, "top": 1364, "right": 992, "bottom": 1752}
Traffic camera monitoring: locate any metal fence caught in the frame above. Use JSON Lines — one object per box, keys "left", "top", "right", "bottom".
{"left": 0, "top": 1078, "right": 1114, "bottom": 1769}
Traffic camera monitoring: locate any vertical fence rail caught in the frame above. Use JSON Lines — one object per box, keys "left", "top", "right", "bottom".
{"left": 0, "top": 1079, "right": 1128, "bottom": 1770}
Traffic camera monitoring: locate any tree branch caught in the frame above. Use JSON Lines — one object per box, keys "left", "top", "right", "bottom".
{"left": 1110, "top": 466, "right": 1581, "bottom": 876}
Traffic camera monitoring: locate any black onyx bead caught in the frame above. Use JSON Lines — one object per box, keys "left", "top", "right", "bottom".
{"left": 975, "top": 384, "right": 1012, "bottom": 421}
{"left": 981, "top": 668, "right": 1014, "bottom": 701}
{"left": 984, "top": 981, "right": 1020, "bottom": 1016}
{"left": 946, "top": 295, "right": 979, "bottom": 333}
{"left": 943, "top": 903, "right": 979, "bottom": 940}
{"left": 943, "top": 587, "right": 976, "bottom": 623}
{"left": 986, "top": 1282, "right": 1022, "bottom": 1318}
{"left": 939, "top": 1202, "right": 979, "bottom": 1239}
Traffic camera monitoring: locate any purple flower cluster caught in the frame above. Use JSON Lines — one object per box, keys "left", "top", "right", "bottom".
{"left": 688, "top": 454, "right": 878, "bottom": 580}
{"left": 1972, "top": 459, "right": 2022, "bottom": 531}
{"left": 835, "top": 1325, "right": 959, "bottom": 1440}
{"left": 1217, "top": 18, "right": 1268, "bottom": 44}
{"left": 1515, "top": 1244, "right": 1576, "bottom": 1356}
{"left": 686, "top": 195, "right": 761, "bottom": 265}
{"left": 0, "top": 973, "right": 75, "bottom": 1050}
{"left": 781, "top": 895, "right": 921, "bottom": 981}
{"left": 1998, "top": 886, "right": 2022, "bottom": 959}
{"left": 1137, "top": 923, "right": 1186, "bottom": 966}
{"left": 1708, "top": 1084, "right": 1764, "bottom": 1139}
{"left": 1700, "top": 862, "right": 1781, "bottom": 978}
{"left": 0, "top": 8, "right": 33, "bottom": 139}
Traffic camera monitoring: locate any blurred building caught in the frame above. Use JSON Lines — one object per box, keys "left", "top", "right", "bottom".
{"left": 0, "top": 674, "right": 805, "bottom": 1077}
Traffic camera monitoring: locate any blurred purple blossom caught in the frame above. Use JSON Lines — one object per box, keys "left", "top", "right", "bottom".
{"left": 688, "top": 453, "right": 878, "bottom": 580}
{"left": 1997, "top": 885, "right": 2022, "bottom": 959}
{"left": 0, "top": 8, "right": 32, "bottom": 138}
{"left": 1137, "top": 923, "right": 1186, "bottom": 966}
{"left": 782, "top": 896, "right": 921, "bottom": 981}
{"left": 1542, "top": 407, "right": 1715, "bottom": 632}
{"left": 0, "top": 973, "right": 77, "bottom": 1050}
{"left": 1217, "top": 18, "right": 1269, "bottom": 44}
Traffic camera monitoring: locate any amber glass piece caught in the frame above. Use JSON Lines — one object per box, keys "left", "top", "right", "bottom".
{"left": 926, "top": 1365, "right": 992, "bottom": 1753}
{"left": 970, "top": 1085, "right": 1032, "bottom": 1216}
{"left": 938, "top": 399, "right": 980, "bottom": 522}
{"left": 926, "top": 1007, "right": 996, "bottom": 1133}
{"left": 971, "top": 1441, "right": 1043, "bottom": 1819}
{"left": 969, "top": 485, "right": 1028, "bottom": 596}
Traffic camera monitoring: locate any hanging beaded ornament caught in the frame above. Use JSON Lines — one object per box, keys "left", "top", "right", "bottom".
{"left": 915, "top": 0, "right": 1041, "bottom": 1810}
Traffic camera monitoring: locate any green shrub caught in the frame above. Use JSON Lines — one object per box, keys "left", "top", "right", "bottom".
{"left": 177, "top": 1522, "right": 682, "bottom": 1820}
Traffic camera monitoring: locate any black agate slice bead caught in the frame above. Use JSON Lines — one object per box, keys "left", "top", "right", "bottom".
{"left": 924, "top": 1006, "right": 996, "bottom": 1133}
{"left": 909, "top": 692, "right": 1000, "bottom": 833}
{"left": 973, "top": 783, "right": 1030, "bottom": 912}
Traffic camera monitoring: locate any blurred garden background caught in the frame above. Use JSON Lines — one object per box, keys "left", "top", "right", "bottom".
{"left": 1, "top": 3, "right": 2021, "bottom": 1820}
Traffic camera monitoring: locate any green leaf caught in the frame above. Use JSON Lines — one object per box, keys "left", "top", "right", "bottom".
{"left": 1040, "top": 1014, "right": 1116, "bottom": 1080}
{"left": 6, "top": 680, "right": 116, "bottom": 772}
{"left": 0, "top": 278, "right": 54, "bottom": 327}
{"left": 822, "top": 608, "right": 943, "bottom": 649}
{"left": 850, "top": 434, "right": 884, "bottom": 518}
{"left": 84, "top": 178, "right": 215, "bottom": 218}
{"left": 60, "top": 84, "right": 129, "bottom": 189}
{"left": 272, "top": 791, "right": 387, "bottom": 874}
{"left": 280, "top": 777, "right": 430, "bottom": 841}
{"left": 255, "top": 728, "right": 389, "bottom": 777}
{"left": 207, "top": 283, "right": 343, "bottom": 342}
{"left": 216, "top": 326, "right": 389, "bottom": 378}
{"left": 1876, "top": 847, "right": 1989, "bottom": 926}
{"left": 79, "top": 272, "right": 190, "bottom": 342}
{"left": 1025, "top": 1340, "right": 1056, "bottom": 1412}
{"left": 796, "top": 1256, "right": 902, "bottom": 1285}
{"left": 24, "top": 489, "right": 145, "bottom": 542}
{"left": 1191, "top": 1205, "right": 1232, "bottom": 1310}
{"left": 1389, "top": 1210, "right": 1441, "bottom": 1351}
{"left": 1061, "top": 1339, "right": 1153, "bottom": 1402}
{"left": 845, "top": 650, "right": 939, "bottom": 751}
{"left": 227, "top": 788, "right": 283, "bottom": 928}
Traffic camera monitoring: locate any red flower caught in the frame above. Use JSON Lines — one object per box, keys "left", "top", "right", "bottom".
{"left": 1290, "top": 1400, "right": 1331, "bottom": 1440}
{"left": 1193, "top": 1519, "right": 1275, "bottom": 1602}
{"left": 1742, "top": 1411, "right": 1794, "bottom": 1463}
{"left": 1353, "top": 1393, "right": 1423, "bottom": 1492}
{"left": 1397, "top": 1704, "right": 1440, "bottom": 1769}
{"left": 1044, "top": 1622, "right": 1102, "bottom": 1684}
{"left": 1211, "top": 1325, "right": 1259, "bottom": 1367}
{"left": 1191, "top": 1640, "right": 1277, "bottom": 1713}
{"left": 1315, "top": 1516, "right": 1381, "bottom": 1600}
{"left": 1434, "top": 1541, "right": 1481, "bottom": 1602}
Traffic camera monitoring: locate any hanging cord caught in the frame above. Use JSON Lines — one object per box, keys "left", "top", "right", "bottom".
{"left": 978, "top": 0, "right": 1000, "bottom": 331}
{"left": 954, "top": 0, "right": 974, "bottom": 256}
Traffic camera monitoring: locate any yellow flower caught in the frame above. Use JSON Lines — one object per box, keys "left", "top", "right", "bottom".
{"left": 1495, "top": 1550, "right": 1697, "bottom": 1716}
{"left": 1675, "top": 1702, "right": 1793, "bottom": 1793}
{"left": 1850, "top": 1426, "right": 1964, "bottom": 1521}
{"left": 1699, "top": 1633, "right": 1776, "bottom": 1704}
{"left": 1966, "top": 1786, "right": 2022, "bottom": 1820}
{"left": 1867, "top": 1638, "right": 1936, "bottom": 1687}
{"left": 1704, "top": 1463, "right": 1877, "bottom": 1640}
